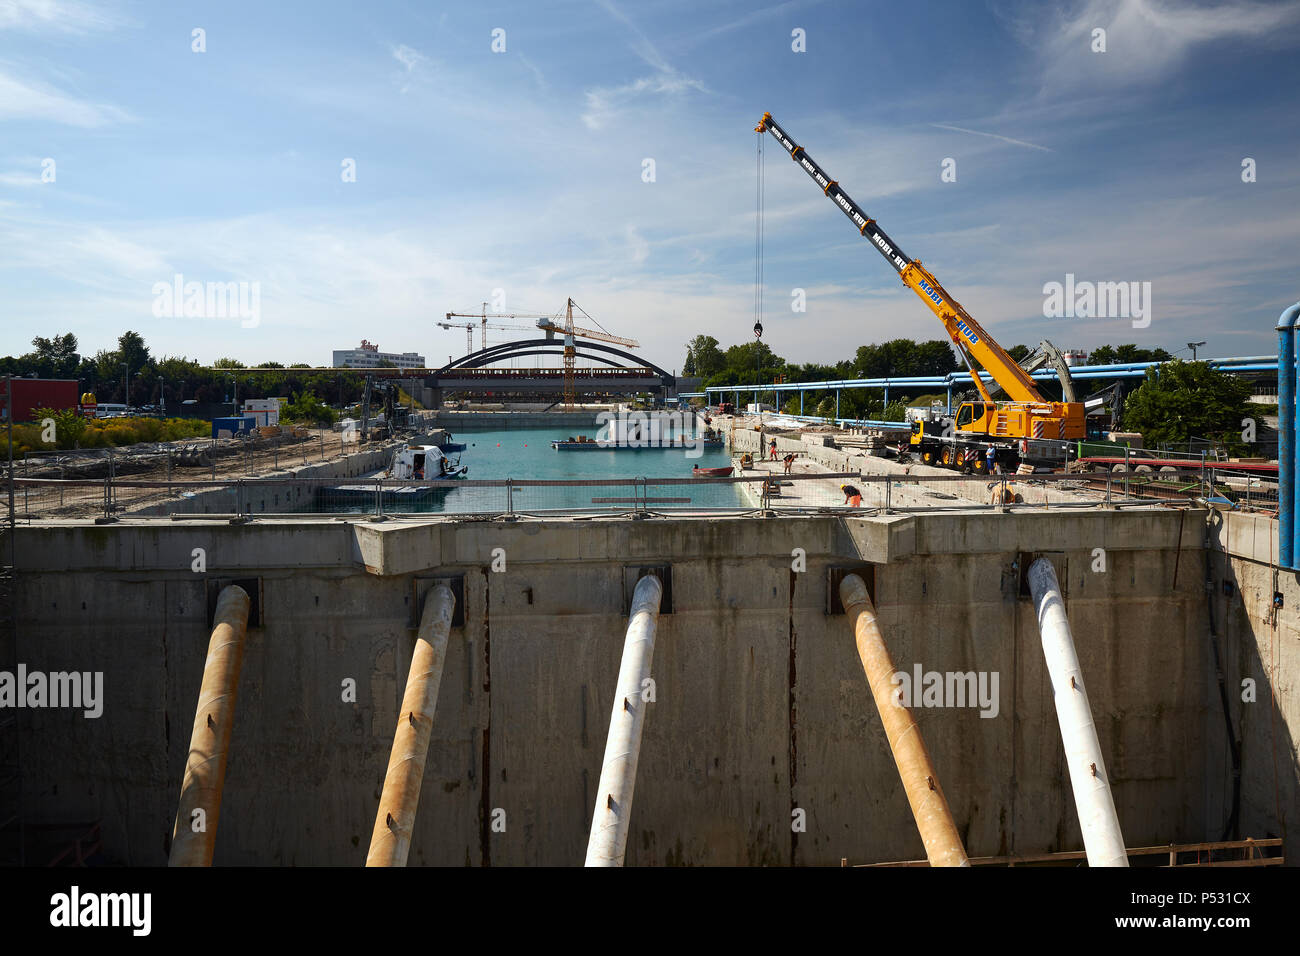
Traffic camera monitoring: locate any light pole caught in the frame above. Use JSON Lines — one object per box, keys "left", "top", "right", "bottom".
{"left": 1187, "top": 341, "right": 1206, "bottom": 360}
{"left": 122, "top": 363, "right": 130, "bottom": 408}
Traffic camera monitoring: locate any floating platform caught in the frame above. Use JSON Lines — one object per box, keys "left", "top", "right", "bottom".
{"left": 552, "top": 438, "right": 725, "bottom": 451}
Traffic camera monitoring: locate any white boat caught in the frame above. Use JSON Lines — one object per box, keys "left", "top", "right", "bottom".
{"left": 322, "top": 444, "right": 468, "bottom": 504}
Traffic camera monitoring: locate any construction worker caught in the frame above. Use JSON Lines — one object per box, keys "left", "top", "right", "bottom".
{"left": 840, "top": 483, "right": 862, "bottom": 508}
{"left": 782, "top": 453, "right": 795, "bottom": 475}
{"left": 769, "top": 438, "right": 778, "bottom": 461}
{"left": 985, "top": 444, "right": 998, "bottom": 475}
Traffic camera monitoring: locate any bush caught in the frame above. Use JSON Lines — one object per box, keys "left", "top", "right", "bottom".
{"left": 284, "top": 391, "right": 336, "bottom": 426}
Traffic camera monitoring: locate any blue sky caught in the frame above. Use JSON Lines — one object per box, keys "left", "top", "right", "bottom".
{"left": 2, "top": 0, "right": 1299, "bottom": 373}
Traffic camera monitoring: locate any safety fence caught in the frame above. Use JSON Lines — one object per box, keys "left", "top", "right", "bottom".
{"left": 4, "top": 469, "right": 1198, "bottom": 522}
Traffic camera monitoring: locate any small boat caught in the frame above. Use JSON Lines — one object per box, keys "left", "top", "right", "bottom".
{"left": 692, "top": 465, "right": 733, "bottom": 477}
{"left": 322, "top": 444, "right": 468, "bottom": 505}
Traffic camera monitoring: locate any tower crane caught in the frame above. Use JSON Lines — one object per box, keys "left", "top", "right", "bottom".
{"left": 546, "top": 298, "right": 640, "bottom": 410}
{"left": 444, "top": 304, "right": 559, "bottom": 353}
{"left": 754, "top": 111, "right": 1085, "bottom": 472}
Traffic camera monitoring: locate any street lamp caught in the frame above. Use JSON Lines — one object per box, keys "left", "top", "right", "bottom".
{"left": 1187, "top": 341, "right": 1206, "bottom": 360}
{"left": 122, "top": 363, "right": 130, "bottom": 409}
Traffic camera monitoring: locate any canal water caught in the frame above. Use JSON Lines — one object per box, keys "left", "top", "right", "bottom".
{"left": 312, "top": 424, "right": 746, "bottom": 513}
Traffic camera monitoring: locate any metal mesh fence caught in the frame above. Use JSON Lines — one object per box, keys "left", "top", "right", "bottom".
{"left": 6, "top": 468, "right": 1204, "bottom": 521}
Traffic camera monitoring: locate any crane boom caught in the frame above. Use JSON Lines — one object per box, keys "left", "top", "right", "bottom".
{"left": 755, "top": 112, "right": 1051, "bottom": 407}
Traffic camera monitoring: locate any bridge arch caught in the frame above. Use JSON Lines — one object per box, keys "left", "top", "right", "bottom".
{"left": 435, "top": 338, "right": 673, "bottom": 382}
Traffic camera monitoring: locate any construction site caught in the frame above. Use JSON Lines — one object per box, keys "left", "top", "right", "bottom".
{"left": 3, "top": 116, "right": 1296, "bottom": 880}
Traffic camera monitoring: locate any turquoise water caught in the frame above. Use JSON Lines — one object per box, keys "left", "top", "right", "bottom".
{"left": 313, "top": 424, "right": 745, "bottom": 513}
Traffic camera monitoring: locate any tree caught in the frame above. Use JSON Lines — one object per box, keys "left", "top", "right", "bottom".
{"left": 684, "top": 335, "right": 724, "bottom": 378}
{"left": 1006, "top": 344, "right": 1031, "bottom": 363}
{"left": 682, "top": 348, "right": 697, "bottom": 377}
{"left": 1088, "top": 344, "right": 1172, "bottom": 366}
{"left": 118, "top": 331, "right": 151, "bottom": 374}
{"left": 1121, "top": 361, "right": 1252, "bottom": 451}
{"left": 31, "top": 333, "right": 80, "bottom": 377}
{"left": 854, "top": 339, "right": 957, "bottom": 378}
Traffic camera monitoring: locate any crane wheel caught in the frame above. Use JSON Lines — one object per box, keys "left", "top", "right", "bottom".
{"left": 972, "top": 458, "right": 987, "bottom": 475}
{"left": 921, "top": 449, "right": 935, "bottom": 465}
{"left": 940, "top": 446, "right": 955, "bottom": 468}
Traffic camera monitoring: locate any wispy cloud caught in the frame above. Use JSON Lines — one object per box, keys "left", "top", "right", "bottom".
{"left": 0, "top": 169, "right": 40, "bottom": 185}
{"left": 0, "top": 0, "right": 119, "bottom": 34}
{"left": 582, "top": 72, "right": 705, "bottom": 129}
{"left": 1035, "top": 0, "right": 1300, "bottom": 94}
{"left": 517, "top": 53, "right": 546, "bottom": 89}
{"left": 930, "top": 123, "right": 1053, "bottom": 152}
{"left": 0, "top": 63, "right": 130, "bottom": 126}
{"left": 684, "top": 0, "right": 813, "bottom": 45}
{"left": 391, "top": 43, "right": 425, "bottom": 73}
{"left": 583, "top": 0, "right": 707, "bottom": 128}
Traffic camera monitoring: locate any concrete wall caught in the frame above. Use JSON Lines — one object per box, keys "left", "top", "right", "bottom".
{"left": 133, "top": 445, "right": 396, "bottom": 516}
{"left": 11, "top": 507, "right": 1263, "bottom": 866}
{"left": 429, "top": 411, "right": 604, "bottom": 429}
{"left": 1209, "top": 510, "right": 1300, "bottom": 862}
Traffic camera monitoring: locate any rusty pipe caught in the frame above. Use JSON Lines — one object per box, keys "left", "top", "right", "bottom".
{"left": 365, "top": 583, "right": 456, "bottom": 867}
{"left": 169, "top": 584, "right": 251, "bottom": 867}
{"left": 840, "top": 573, "right": 969, "bottom": 867}
{"left": 585, "top": 574, "right": 664, "bottom": 866}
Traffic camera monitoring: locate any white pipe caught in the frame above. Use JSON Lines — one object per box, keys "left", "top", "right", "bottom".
{"left": 584, "top": 574, "right": 664, "bottom": 867}
{"left": 1027, "top": 558, "right": 1129, "bottom": 867}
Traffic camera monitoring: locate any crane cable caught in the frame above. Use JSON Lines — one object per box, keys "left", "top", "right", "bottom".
{"left": 753, "top": 128, "right": 765, "bottom": 334}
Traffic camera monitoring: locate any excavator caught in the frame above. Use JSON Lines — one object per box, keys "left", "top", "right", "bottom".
{"left": 754, "top": 112, "right": 1086, "bottom": 472}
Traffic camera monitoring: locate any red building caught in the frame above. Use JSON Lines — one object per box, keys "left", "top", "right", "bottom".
{"left": 0, "top": 378, "right": 80, "bottom": 423}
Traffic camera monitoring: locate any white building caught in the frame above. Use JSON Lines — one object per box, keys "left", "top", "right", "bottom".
{"left": 242, "top": 398, "right": 281, "bottom": 426}
{"left": 1063, "top": 349, "right": 1088, "bottom": 366}
{"left": 332, "top": 339, "right": 426, "bottom": 370}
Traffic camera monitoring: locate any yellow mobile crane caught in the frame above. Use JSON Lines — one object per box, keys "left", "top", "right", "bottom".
{"left": 755, "top": 112, "right": 1085, "bottom": 472}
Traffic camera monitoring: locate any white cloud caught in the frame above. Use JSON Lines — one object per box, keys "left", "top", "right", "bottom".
{"left": 929, "top": 123, "right": 1053, "bottom": 152}
{"left": 0, "top": 169, "right": 39, "bottom": 185}
{"left": 0, "top": 64, "right": 130, "bottom": 126}
{"left": 582, "top": 72, "right": 706, "bottom": 129}
{"left": 583, "top": 0, "right": 707, "bottom": 128}
{"left": 391, "top": 44, "right": 425, "bottom": 73}
{"left": 0, "top": 0, "right": 118, "bottom": 34}
{"left": 1036, "top": 0, "right": 1300, "bottom": 94}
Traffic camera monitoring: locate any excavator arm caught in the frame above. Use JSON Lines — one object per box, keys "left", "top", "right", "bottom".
{"left": 755, "top": 112, "right": 1048, "bottom": 406}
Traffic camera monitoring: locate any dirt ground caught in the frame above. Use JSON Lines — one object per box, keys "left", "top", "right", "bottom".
{"left": 13, "top": 427, "right": 369, "bottom": 520}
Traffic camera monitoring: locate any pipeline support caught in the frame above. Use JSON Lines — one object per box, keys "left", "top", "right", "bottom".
{"left": 1027, "top": 558, "right": 1128, "bottom": 867}
{"left": 839, "top": 573, "right": 969, "bottom": 867}
{"left": 366, "top": 583, "right": 457, "bottom": 867}
{"left": 585, "top": 574, "right": 664, "bottom": 866}
{"left": 1278, "top": 302, "right": 1300, "bottom": 568}
{"left": 169, "top": 584, "right": 251, "bottom": 867}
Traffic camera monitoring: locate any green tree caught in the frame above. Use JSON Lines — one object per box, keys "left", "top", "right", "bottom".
{"left": 684, "top": 335, "right": 724, "bottom": 378}
{"left": 854, "top": 339, "right": 957, "bottom": 378}
{"left": 30, "top": 406, "right": 88, "bottom": 449}
{"left": 118, "top": 331, "right": 151, "bottom": 374}
{"left": 1088, "top": 344, "right": 1172, "bottom": 366}
{"left": 30, "top": 333, "right": 80, "bottom": 377}
{"left": 1121, "top": 361, "right": 1252, "bottom": 451}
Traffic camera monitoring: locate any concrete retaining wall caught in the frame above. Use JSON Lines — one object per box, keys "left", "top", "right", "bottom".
{"left": 133, "top": 445, "right": 397, "bottom": 516}
{"left": 12, "top": 508, "right": 1257, "bottom": 866}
